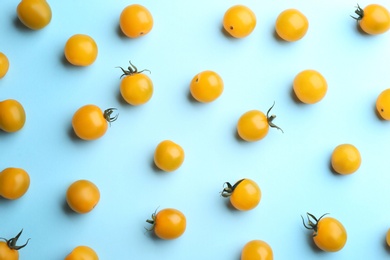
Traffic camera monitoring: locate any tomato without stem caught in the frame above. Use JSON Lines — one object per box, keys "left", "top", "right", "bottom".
{"left": 146, "top": 208, "right": 186, "bottom": 240}
{"left": 331, "top": 144, "right": 361, "bottom": 175}
{"left": 120, "top": 4, "right": 153, "bottom": 38}
{"left": 0, "top": 168, "right": 30, "bottom": 200}
{"left": 66, "top": 180, "right": 100, "bottom": 214}
{"left": 376, "top": 88, "right": 390, "bottom": 120}
{"left": 241, "top": 240, "right": 273, "bottom": 260}
{"left": 0, "top": 52, "right": 9, "bottom": 79}
{"left": 386, "top": 228, "right": 390, "bottom": 247}
{"left": 17, "top": 0, "right": 52, "bottom": 30}
{"left": 352, "top": 4, "right": 390, "bottom": 35}
{"left": 64, "top": 34, "right": 98, "bottom": 66}
{"left": 65, "top": 245, "right": 99, "bottom": 260}
{"left": 293, "top": 70, "right": 327, "bottom": 104}
{"left": 223, "top": 5, "right": 256, "bottom": 38}
{"left": 154, "top": 140, "right": 185, "bottom": 172}
{"left": 221, "top": 179, "right": 261, "bottom": 211}
{"left": 0, "top": 99, "right": 26, "bottom": 133}
{"left": 190, "top": 70, "right": 223, "bottom": 103}
{"left": 275, "top": 9, "right": 309, "bottom": 42}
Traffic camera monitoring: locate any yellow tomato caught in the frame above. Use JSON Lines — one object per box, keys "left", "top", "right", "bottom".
{"left": 64, "top": 34, "right": 98, "bottom": 66}
{"left": 293, "top": 70, "right": 327, "bottom": 104}
{"left": 241, "top": 240, "right": 273, "bottom": 260}
{"left": 0, "top": 230, "right": 29, "bottom": 260}
{"left": 120, "top": 4, "right": 153, "bottom": 38}
{"left": 0, "top": 167, "right": 30, "bottom": 200}
{"left": 66, "top": 180, "right": 100, "bottom": 214}
{"left": 222, "top": 179, "right": 261, "bottom": 211}
{"left": 17, "top": 0, "right": 52, "bottom": 30}
{"left": 223, "top": 5, "right": 256, "bottom": 38}
{"left": 154, "top": 140, "right": 185, "bottom": 172}
{"left": 275, "top": 9, "right": 309, "bottom": 42}
{"left": 331, "top": 144, "right": 361, "bottom": 175}
{"left": 376, "top": 88, "right": 390, "bottom": 120}
{"left": 147, "top": 208, "right": 186, "bottom": 240}
{"left": 0, "top": 52, "right": 9, "bottom": 79}
{"left": 353, "top": 4, "right": 390, "bottom": 35}
{"left": 386, "top": 228, "right": 390, "bottom": 247}
{"left": 0, "top": 99, "right": 26, "bottom": 133}
{"left": 65, "top": 245, "right": 99, "bottom": 260}
{"left": 190, "top": 70, "right": 224, "bottom": 103}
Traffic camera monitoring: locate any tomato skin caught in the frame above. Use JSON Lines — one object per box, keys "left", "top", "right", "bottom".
{"left": 0, "top": 167, "right": 30, "bottom": 200}
{"left": 313, "top": 217, "right": 347, "bottom": 252}
{"left": 72, "top": 105, "right": 110, "bottom": 141}
{"left": 154, "top": 140, "right": 185, "bottom": 172}
{"left": 229, "top": 179, "right": 261, "bottom": 211}
{"left": 386, "top": 228, "right": 390, "bottom": 247}
{"left": 275, "top": 9, "right": 309, "bottom": 42}
{"left": 0, "top": 52, "right": 9, "bottom": 79}
{"left": 151, "top": 208, "right": 187, "bottom": 240}
{"left": 65, "top": 245, "right": 99, "bottom": 260}
{"left": 376, "top": 88, "right": 390, "bottom": 120}
{"left": 293, "top": 70, "right": 327, "bottom": 104}
{"left": 64, "top": 34, "right": 98, "bottom": 66}
{"left": 66, "top": 180, "right": 100, "bottom": 214}
{"left": 17, "top": 0, "right": 52, "bottom": 30}
{"left": 241, "top": 240, "right": 273, "bottom": 260}
{"left": 120, "top": 73, "right": 153, "bottom": 105}
{"left": 0, "top": 99, "right": 26, "bottom": 133}
{"left": 223, "top": 5, "right": 256, "bottom": 38}
{"left": 190, "top": 70, "right": 224, "bottom": 103}
{"left": 0, "top": 242, "right": 18, "bottom": 260}
{"left": 357, "top": 4, "right": 390, "bottom": 35}
{"left": 120, "top": 4, "right": 153, "bottom": 38}
{"left": 331, "top": 144, "right": 361, "bottom": 175}
{"left": 237, "top": 110, "right": 269, "bottom": 142}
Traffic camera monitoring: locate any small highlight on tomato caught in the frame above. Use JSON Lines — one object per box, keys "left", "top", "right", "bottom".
{"left": 352, "top": 4, "right": 390, "bottom": 35}
{"left": 146, "top": 208, "right": 187, "bottom": 240}
{"left": 221, "top": 178, "right": 261, "bottom": 211}
{"left": 0, "top": 229, "right": 30, "bottom": 260}
{"left": 223, "top": 5, "right": 256, "bottom": 38}
{"left": 17, "top": 0, "right": 52, "bottom": 30}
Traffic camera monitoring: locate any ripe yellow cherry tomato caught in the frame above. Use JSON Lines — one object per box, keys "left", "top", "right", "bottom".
{"left": 275, "top": 9, "right": 309, "bottom": 42}
{"left": 376, "top": 88, "right": 390, "bottom": 120}
{"left": 154, "top": 140, "right": 185, "bottom": 172}
{"left": 223, "top": 5, "right": 256, "bottom": 38}
{"left": 352, "top": 4, "right": 390, "bottom": 35}
{"left": 0, "top": 52, "right": 9, "bottom": 79}
{"left": 66, "top": 180, "right": 100, "bottom": 214}
{"left": 302, "top": 213, "right": 347, "bottom": 252}
{"left": 0, "top": 230, "right": 29, "bottom": 260}
{"left": 190, "top": 70, "right": 224, "bottom": 103}
{"left": 118, "top": 61, "right": 153, "bottom": 106}
{"left": 0, "top": 99, "right": 26, "bottom": 133}
{"left": 146, "top": 208, "right": 186, "bottom": 240}
{"left": 237, "top": 103, "right": 283, "bottom": 142}
{"left": 72, "top": 105, "right": 117, "bottom": 141}
{"left": 386, "top": 228, "right": 390, "bottom": 247}
{"left": 241, "top": 240, "right": 273, "bottom": 260}
{"left": 293, "top": 70, "right": 327, "bottom": 104}
{"left": 222, "top": 179, "right": 261, "bottom": 211}
{"left": 64, "top": 34, "right": 98, "bottom": 66}
{"left": 331, "top": 144, "right": 361, "bottom": 175}
{"left": 120, "top": 4, "right": 153, "bottom": 38}
{"left": 0, "top": 168, "right": 30, "bottom": 200}
{"left": 65, "top": 245, "right": 98, "bottom": 260}
{"left": 17, "top": 0, "right": 52, "bottom": 30}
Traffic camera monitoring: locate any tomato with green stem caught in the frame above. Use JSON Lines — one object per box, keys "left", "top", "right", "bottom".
{"left": 352, "top": 4, "right": 390, "bottom": 35}
{"left": 120, "top": 4, "right": 153, "bottom": 38}
{"left": 65, "top": 245, "right": 98, "bottom": 260}
{"left": 17, "top": 0, "right": 52, "bottom": 30}
{"left": 0, "top": 168, "right": 30, "bottom": 200}
{"left": 146, "top": 208, "right": 186, "bottom": 240}
{"left": 0, "top": 230, "right": 29, "bottom": 260}
{"left": 223, "top": 5, "right": 256, "bottom": 38}
{"left": 0, "top": 52, "right": 9, "bottom": 79}
{"left": 241, "top": 240, "right": 273, "bottom": 260}
{"left": 0, "top": 99, "right": 26, "bottom": 133}
{"left": 221, "top": 179, "right": 261, "bottom": 211}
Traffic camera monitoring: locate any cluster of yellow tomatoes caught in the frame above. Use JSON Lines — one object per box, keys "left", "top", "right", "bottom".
{"left": 2, "top": 1, "right": 390, "bottom": 259}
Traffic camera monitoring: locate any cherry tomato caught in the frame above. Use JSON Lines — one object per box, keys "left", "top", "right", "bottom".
{"left": 376, "top": 88, "right": 390, "bottom": 120}
{"left": 241, "top": 240, "right": 273, "bottom": 260}
{"left": 0, "top": 230, "right": 29, "bottom": 260}
{"left": 386, "top": 228, "right": 390, "bottom": 247}
{"left": 0, "top": 99, "right": 26, "bottom": 133}
{"left": 72, "top": 105, "right": 117, "bottom": 141}
{"left": 154, "top": 140, "right": 185, "bottom": 172}
{"left": 352, "top": 4, "right": 390, "bottom": 35}
{"left": 66, "top": 180, "right": 100, "bottom": 214}
{"left": 0, "top": 168, "right": 30, "bottom": 200}
{"left": 17, "top": 0, "right": 52, "bottom": 30}
{"left": 302, "top": 213, "right": 347, "bottom": 252}
{"left": 275, "top": 9, "right": 309, "bottom": 42}
{"left": 146, "top": 208, "right": 186, "bottom": 240}
{"left": 120, "top": 4, "right": 153, "bottom": 38}
{"left": 190, "top": 70, "right": 224, "bottom": 103}
{"left": 65, "top": 245, "right": 98, "bottom": 260}
{"left": 0, "top": 52, "right": 9, "bottom": 79}
{"left": 221, "top": 179, "right": 261, "bottom": 211}
{"left": 64, "top": 34, "right": 98, "bottom": 66}
{"left": 237, "top": 103, "right": 283, "bottom": 142}
{"left": 293, "top": 70, "right": 327, "bottom": 104}
{"left": 331, "top": 144, "right": 361, "bottom": 175}
{"left": 223, "top": 5, "right": 256, "bottom": 38}
{"left": 117, "top": 61, "right": 153, "bottom": 106}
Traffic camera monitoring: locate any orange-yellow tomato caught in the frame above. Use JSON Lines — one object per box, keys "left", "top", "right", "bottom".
{"left": 386, "top": 228, "right": 390, "bottom": 247}
{"left": 154, "top": 140, "right": 185, "bottom": 172}
{"left": 66, "top": 180, "right": 100, "bottom": 214}
{"left": 120, "top": 4, "right": 153, "bottom": 38}
{"left": 64, "top": 34, "right": 98, "bottom": 66}
{"left": 72, "top": 105, "right": 117, "bottom": 141}
{"left": 376, "top": 88, "right": 390, "bottom": 120}
{"left": 0, "top": 167, "right": 30, "bottom": 200}
{"left": 293, "top": 70, "right": 327, "bottom": 104}
{"left": 147, "top": 208, "right": 186, "bottom": 240}
{"left": 17, "top": 0, "right": 52, "bottom": 30}
{"left": 0, "top": 99, "right": 26, "bottom": 133}
{"left": 190, "top": 70, "right": 224, "bottom": 103}
{"left": 331, "top": 144, "right": 361, "bottom": 175}
{"left": 222, "top": 179, "right": 261, "bottom": 211}
{"left": 237, "top": 110, "right": 269, "bottom": 141}
{"left": 0, "top": 52, "right": 9, "bottom": 79}
{"left": 65, "top": 245, "right": 99, "bottom": 260}
{"left": 223, "top": 5, "right": 256, "bottom": 38}
{"left": 354, "top": 4, "right": 390, "bottom": 35}
{"left": 275, "top": 9, "right": 309, "bottom": 42}
{"left": 0, "top": 242, "right": 19, "bottom": 260}
{"left": 241, "top": 240, "right": 273, "bottom": 260}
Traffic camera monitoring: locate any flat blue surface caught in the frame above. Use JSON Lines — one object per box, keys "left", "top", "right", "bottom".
{"left": 1, "top": 0, "right": 390, "bottom": 259}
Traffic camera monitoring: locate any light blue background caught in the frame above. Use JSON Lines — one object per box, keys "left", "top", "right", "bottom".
{"left": 1, "top": 0, "right": 390, "bottom": 259}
